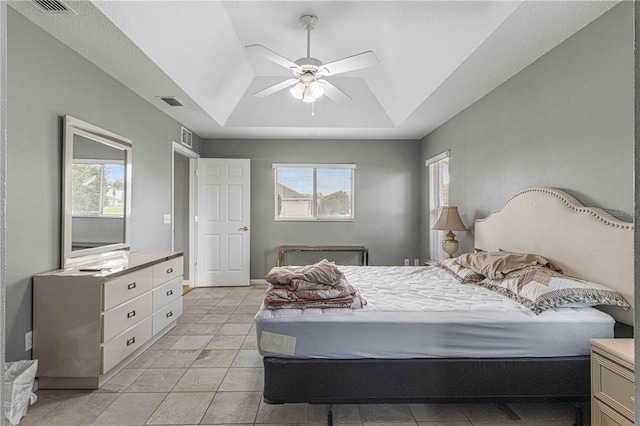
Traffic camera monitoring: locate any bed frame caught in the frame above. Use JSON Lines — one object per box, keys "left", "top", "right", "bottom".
{"left": 262, "top": 188, "right": 634, "bottom": 406}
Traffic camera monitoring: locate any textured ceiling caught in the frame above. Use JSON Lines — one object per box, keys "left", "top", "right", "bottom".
{"left": 10, "top": 1, "right": 618, "bottom": 140}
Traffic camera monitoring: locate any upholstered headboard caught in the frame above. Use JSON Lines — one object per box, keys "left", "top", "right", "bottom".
{"left": 475, "top": 188, "right": 634, "bottom": 325}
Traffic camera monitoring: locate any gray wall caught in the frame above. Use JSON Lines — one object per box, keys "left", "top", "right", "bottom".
{"left": 421, "top": 2, "right": 634, "bottom": 260}
{"left": 6, "top": 9, "right": 201, "bottom": 361}
{"left": 202, "top": 139, "right": 422, "bottom": 278}
{"left": 173, "top": 151, "right": 190, "bottom": 280}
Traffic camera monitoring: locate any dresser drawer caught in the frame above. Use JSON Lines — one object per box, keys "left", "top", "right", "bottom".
{"left": 592, "top": 350, "right": 635, "bottom": 421}
{"left": 153, "top": 257, "right": 183, "bottom": 287}
{"left": 103, "top": 268, "right": 153, "bottom": 310}
{"left": 153, "top": 297, "right": 183, "bottom": 335}
{"left": 102, "top": 316, "right": 152, "bottom": 374}
{"left": 103, "top": 292, "right": 152, "bottom": 343}
{"left": 153, "top": 276, "right": 182, "bottom": 310}
{"left": 592, "top": 399, "right": 634, "bottom": 426}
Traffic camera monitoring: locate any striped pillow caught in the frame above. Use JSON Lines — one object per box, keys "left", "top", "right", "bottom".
{"left": 438, "top": 258, "right": 484, "bottom": 284}
{"left": 477, "top": 266, "right": 630, "bottom": 314}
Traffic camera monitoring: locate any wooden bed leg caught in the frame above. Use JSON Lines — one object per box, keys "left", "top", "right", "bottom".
{"left": 327, "top": 404, "right": 333, "bottom": 426}
{"left": 572, "top": 403, "right": 583, "bottom": 426}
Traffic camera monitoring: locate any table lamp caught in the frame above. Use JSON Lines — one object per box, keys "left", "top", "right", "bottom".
{"left": 432, "top": 206, "right": 468, "bottom": 259}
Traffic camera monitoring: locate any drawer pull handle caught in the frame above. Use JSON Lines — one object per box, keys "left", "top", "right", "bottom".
{"left": 167, "top": 267, "right": 173, "bottom": 274}
{"left": 126, "top": 337, "right": 136, "bottom": 346}
{"left": 166, "top": 290, "right": 173, "bottom": 296}
{"left": 127, "top": 282, "right": 136, "bottom": 290}
{"left": 166, "top": 311, "right": 173, "bottom": 318}
{"left": 127, "top": 310, "right": 136, "bottom": 318}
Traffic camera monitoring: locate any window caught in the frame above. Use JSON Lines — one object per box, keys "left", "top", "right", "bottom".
{"left": 426, "top": 151, "right": 450, "bottom": 260}
{"left": 72, "top": 160, "right": 125, "bottom": 216}
{"left": 274, "top": 163, "right": 355, "bottom": 221}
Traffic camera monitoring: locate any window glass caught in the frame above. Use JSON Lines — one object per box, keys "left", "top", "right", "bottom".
{"left": 428, "top": 156, "right": 449, "bottom": 260}
{"left": 72, "top": 162, "right": 125, "bottom": 216}
{"left": 274, "top": 164, "right": 355, "bottom": 221}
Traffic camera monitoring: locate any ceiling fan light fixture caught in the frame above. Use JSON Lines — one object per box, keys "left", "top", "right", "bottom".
{"left": 290, "top": 82, "right": 305, "bottom": 99}
{"left": 309, "top": 80, "right": 324, "bottom": 98}
{"left": 302, "top": 87, "right": 316, "bottom": 103}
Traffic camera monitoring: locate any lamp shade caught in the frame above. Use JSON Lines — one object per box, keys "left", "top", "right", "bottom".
{"left": 432, "top": 206, "right": 467, "bottom": 231}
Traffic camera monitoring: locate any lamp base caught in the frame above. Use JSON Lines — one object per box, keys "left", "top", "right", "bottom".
{"left": 442, "top": 231, "right": 459, "bottom": 259}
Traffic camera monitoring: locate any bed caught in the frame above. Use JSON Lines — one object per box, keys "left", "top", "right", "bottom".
{"left": 255, "top": 187, "right": 634, "bottom": 407}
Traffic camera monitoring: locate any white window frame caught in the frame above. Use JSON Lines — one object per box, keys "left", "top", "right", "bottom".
{"left": 273, "top": 163, "right": 356, "bottom": 222}
{"left": 426, "top": 151, "right": 450, "bottom": 261}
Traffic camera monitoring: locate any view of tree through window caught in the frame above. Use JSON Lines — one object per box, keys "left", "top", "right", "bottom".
{"left": 72, "top": 162, "right": 125, "bottom": 216}
{"left": 275, "top": 165, "right": 355, "bottom": 221}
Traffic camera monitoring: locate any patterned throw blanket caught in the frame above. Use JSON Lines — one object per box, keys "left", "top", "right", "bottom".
{"left": 264, "top": 259, "right": 367, "bottom": 310}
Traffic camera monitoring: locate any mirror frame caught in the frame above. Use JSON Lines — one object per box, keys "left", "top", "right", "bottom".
{"left": 62, "top": 115, "right": 132, "bottom": 268}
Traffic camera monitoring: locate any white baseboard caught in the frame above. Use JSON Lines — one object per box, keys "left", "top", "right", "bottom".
{"left": 250, "top": 279, "right": 268, "bottom": 285}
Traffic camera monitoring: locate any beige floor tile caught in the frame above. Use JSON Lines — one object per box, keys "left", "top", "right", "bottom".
{"left": 146, "top": 392, "right": 215, "bottom": 425}
{"left": 198, "top": 313, "right": 232, "bottom": 323}
{"left": 125, "top": 349, "right": 166, "bottom": 369}
{"left": 416, "top": 422, "right": 472, "bottom": 426}
{"left": 192, "top": 349, "right": 238, "bottom": 368}
{"left": 100, "top": 368, "right": 146, "bottom": 393}
{"left": 201, "top": 391, "right": 261, "bottom": 424}
{"left": 359, "top": 403, "right": 415, "bottom": 422}
{"left": 206, "top": 335, "right": 246, "bottom": 350}
{"left": 460, "top": 403, "right": 520, "bottom": 421}
{"left": 150, "top": 349, "right": 202, "bottom": 368}
{"left": 149, "top": 334, "right": 182, "bottom": 350}
{"left": 218, "top": 323, "right": 252, "bottom": 336}
{"left": 226, "top": 313, "right": 257, "bottom": 324}
{"left": 178, "top": 314, "right": 205, "bottom": 324}
{"left": 218, "top": 368, "right": 264, "bottom": 391}
{"left": 507, "top": 402, "right": 576, "bottom": 420}
{"left": 170, "top": 334, "right": 214, "bottom": 350}
{"left": 183, "top": 305, "right": 211, "bottom": 316}
{"left": 409, "top": 403, "right": 468, "bottom": 421}
{"left": 126, "top": 368, "right": 186, "bottom": 393}
{"left": 167, "top": 323, "right": 194, "bottom": 335}
{"left": 216, "top": 298, "right": 243, "bottom": 307}
{"left": 91, "top": 392, "right": 166, "bottom": 425}
{"left": 522, "top": 420, "right": 575, "bottom": 426}
{"left": 32, "top": 391, "right": 118, "bottom": 425}
{"left": 231, "top": 349, "right": 263, "bottom": 368}
{"left": 333, "top": 404, "right": 362, "bottom": 422}
{"left": 22, "top": 390, "right": 81, "bottom": 418}
{"left": 186, "top": 323, "right": 223, "bottom": 335}
{"left": 234, "top": 305, "right": 261, "bottom": 314}
{"left": 255, "top": 400, "right": 308, "bottom": 424}
{"left": 173, "top": 368, "right": 228, "bottom": 392}
{"left": 194, "top": 298, "right": 221, "bottom": 307}
{"left": 240, "top": 335, "right": 258, "bottom": 350}
{"left": 209, "top": 306, "right": 237, "bottom": 315}
{"left": 308, "top": 404, "right": 331, "bottom": 423}
{"left": 470, "top": 421, "right": 525, "bottom": 425}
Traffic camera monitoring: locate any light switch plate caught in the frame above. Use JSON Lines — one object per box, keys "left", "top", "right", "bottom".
{"left": 163, "top": 214, "right": 171, "bottom": 224}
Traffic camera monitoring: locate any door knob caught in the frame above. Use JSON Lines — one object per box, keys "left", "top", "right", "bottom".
{"left": 241, "top": 226, "right": 250, "bottom": 231}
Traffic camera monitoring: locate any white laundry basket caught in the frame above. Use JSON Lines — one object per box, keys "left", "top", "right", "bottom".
{"left": 4, "top": 360, "right": 38, "bottom": 425}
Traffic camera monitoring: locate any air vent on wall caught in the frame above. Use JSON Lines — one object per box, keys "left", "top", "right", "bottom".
{"left": 160, "top": 97, "right": 184, "bottom": 107}
{"left": 32, "top": 0, "right": 76, "bottom": 14}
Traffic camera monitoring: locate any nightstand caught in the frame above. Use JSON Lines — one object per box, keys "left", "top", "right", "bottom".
{"left": 590, "top": 338, "right": 634, "bottom": 426}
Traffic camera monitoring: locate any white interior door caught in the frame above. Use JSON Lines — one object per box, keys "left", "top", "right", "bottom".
{"left": 196, "top": 158, "right": 250, "bottom": 287}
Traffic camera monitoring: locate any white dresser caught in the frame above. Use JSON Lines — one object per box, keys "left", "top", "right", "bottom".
{"left": 33, "top": 251, "right": 184, "bottom": 389}
{"left": 590, "top": 338, "right": 634, "bottom": 426}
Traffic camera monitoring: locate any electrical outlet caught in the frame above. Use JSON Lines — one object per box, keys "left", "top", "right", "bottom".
{"left": 25, "top": 331, "right": 32, "bottom": 351}
{"left": 163, "top": 214, "right": 171, "bottom": 224}
{"left": 404, "top": 259, "right": 410, "bottom": 266}
{"left": 414, "top": 259, "right": 420, "bottom": 266}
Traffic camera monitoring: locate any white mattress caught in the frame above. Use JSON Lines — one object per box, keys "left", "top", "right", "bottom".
{"left": 255, "top": 265, "right": 615, "bottom": 359}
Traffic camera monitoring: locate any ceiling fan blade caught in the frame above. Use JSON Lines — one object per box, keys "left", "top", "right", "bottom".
{"left": 319, "top": 51, "right": 379, "bottom": 76}
{"left": 245, "top": 44, "right": 300, "bottom": 71}
{"left": 252, "top": 78, "right": 299, "bottom": 98}
{"left": 319, "top": 80, "right": 351, "bottom": 103}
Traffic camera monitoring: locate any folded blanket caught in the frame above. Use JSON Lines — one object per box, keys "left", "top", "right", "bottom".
{"left": 264, "top": 282, "right": 367, "bottom": 310}
{"left": 265, "top": 259, "right": 342, "bottom": 289}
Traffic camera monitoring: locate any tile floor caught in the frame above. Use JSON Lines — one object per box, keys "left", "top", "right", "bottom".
{"left": 19, "top": 285, "right": 587, "bottom": 425}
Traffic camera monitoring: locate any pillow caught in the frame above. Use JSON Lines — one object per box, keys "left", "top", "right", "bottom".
{"left": 437, "top": 258, "right": 484, "bottom": 284}
{"left": 456, "top": 250, "right": 562, "bottom": 280}
{"left": 476, "top": 266, "right": 631, "bottom": 314}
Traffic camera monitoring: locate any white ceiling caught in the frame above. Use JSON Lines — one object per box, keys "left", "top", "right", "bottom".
{"left": 10, "top": 0, "right": 618, "bottom": 140}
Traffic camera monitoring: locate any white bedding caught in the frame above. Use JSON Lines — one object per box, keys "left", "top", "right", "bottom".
{"left": 255, "top": 265, "right": 614, "bottom": 359}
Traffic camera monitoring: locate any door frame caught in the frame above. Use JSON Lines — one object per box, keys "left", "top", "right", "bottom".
{"left": 172, "top": 141, "right": 199, "bottom": 287}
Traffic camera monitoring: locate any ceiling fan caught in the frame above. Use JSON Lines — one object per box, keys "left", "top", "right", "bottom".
{"left": 246, "top": 14, "right": 379, "bottom": 104}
